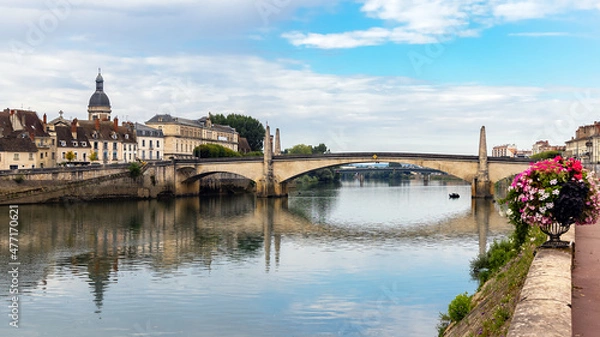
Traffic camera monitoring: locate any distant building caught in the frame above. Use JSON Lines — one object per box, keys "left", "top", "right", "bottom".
{"left": 532, "top": 140, "right": 565, "bottom": 155}
{"left": 492, "top": 144, "right": 517, "bottom": 157}
{"left": 48, "top": 71, "right": 137, "bottom": 165}
{"left": 145, "top": 114, "right": 239, "bottom": 159}
{"left": 565, "top": 122, "right": 600, "bottom": 164}
{"left": 0, "top": 138, "right": 39, "bottom": 170}
{"left": 0, "top": 108, "right": 53, "bottom": 169}
{"left": 134, "top": 123, "right": 163, "bottom": 161}
{"left": 88, "top": 69, "right": 112, "bottom": 121}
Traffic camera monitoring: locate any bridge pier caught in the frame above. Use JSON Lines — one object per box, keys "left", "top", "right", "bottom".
{"left": 472, "top": 126, "right": 493, "bottom": 199}
{"left": 258, "top": 125, "right": 288, "bottom": 198}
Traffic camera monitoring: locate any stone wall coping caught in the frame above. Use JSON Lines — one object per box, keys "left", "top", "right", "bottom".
{"left": 507, "top": 227, "right": 574, "bottom": 337}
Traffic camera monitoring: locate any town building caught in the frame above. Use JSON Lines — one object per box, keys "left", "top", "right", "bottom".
{"left": 532, "top": 140, "right": 566, "bottom": 155}
{"left": 48, "top": 71, "right": 137, "bottom": 165}
{"left": 134, "top": 123, "right": 164, "bottom": 161}
{"left": 492, "top": 144, "right": 517, "bottom": 157}
{"left": 565, "top": 122, "right": 600, "bottom": 164}
{"left": 0, "top": 138, "right": 39, "bottom": 170}
{"left": 145, "top": 114, "right": 239, "bottom": 159}
{"left": 0, "top": 108, "right": 53, "bottom": 169}
{"left": 88, "top": 69, "right": 112, "bottom": 121}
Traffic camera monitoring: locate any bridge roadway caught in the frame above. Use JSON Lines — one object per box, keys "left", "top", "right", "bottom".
{"left": 170, "top": 152, "right": 532, "bottom": 198}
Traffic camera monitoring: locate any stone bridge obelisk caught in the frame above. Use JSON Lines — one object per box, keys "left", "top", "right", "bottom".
{"left": 472, "top": 126, "right": 493, "bottom": 198}
{"left": 257, "top": 125, "right": 287, "bottom": 198}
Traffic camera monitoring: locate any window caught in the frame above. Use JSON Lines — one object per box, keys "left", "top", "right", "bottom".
{"left": 52, "top": 139, "right": 55, "bottom": 145}
{"left": 156, "top": 140, "right": 160, "bottom": 148}
{"left": 142, "top": 150, "right": 145, "bottom": 159}
{"left": 113, "top": 142, "right": 117, "bottom": 150}
{"left": 111, "top": 132, "right": 118, "bottom": 140}
{"left": 94, "top": 142, "right": 98, "bottom": 150}
{"left": 72, "top": 141, "right": 78, "bottom": 147}
{"left": 74, "top": 152, "right": 78, "bottom": 159}
{"left": 142, "top": 139, "right": 145, "bottom": 147}
{"left": 92, "top": 131, "right": 98, "bottom": 139}
{"left": 112, "top": 151, "right": 117, "bottom": 160}
{"left": 157, "top": 151, "right": 160, "bottom": 160}
{"left": 60, "top": 140, "right": 66, "bottom": 146}
{"left": 83, "top": 153, "right": 86, "bottom": 161}
{"left": 149, "top": 151, "right": 152, "bottom": 159}
{"left": 81, "top": 141, "right": 87, "bottom": 147}
{"left": 40, "top": 153, "right": 43, "bottom": 159}
{"left": 103, "top": 142, "right": 108, "bottom": 150}
{"left": 62, "top": 152, "right": 66, "bottom": 159}
{"left": 13, "top": 153, "right": 19, "bottom": 160}
{"left": 149, "top": 140, "right": 153, "bottom": 148}
{"left": 52, "top": 153, "right": 55, "bottom": 159}
{"left": 125, "top": 134, "right": 129, "bottom": 139}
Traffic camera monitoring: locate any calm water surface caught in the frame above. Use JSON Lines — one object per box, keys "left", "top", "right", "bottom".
{"left": 0, "top": 179, "right": 513, "bottom": 337}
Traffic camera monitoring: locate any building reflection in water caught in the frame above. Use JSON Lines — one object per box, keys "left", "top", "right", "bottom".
{"left": 0, "top": 192, "right": 510, "bottom": 311}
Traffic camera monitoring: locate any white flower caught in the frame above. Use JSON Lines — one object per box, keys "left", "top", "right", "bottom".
{"left": 540, "top": 206, "right": 547, "bottom": 213}
{"left": 546, "top": 202, "right": 554, "bottom": 209}
{"left": 507, "top": 209, "right": 513, "bottom": 216}
{"left": 550, "top": 179, "right": 558, "bottom": 185}
{"left": 552, "top": 189, "right": 560, "bottom": 195}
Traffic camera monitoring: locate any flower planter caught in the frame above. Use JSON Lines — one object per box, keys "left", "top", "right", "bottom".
{"left": 539, "top": 222, "right": 571, "bottom": 248}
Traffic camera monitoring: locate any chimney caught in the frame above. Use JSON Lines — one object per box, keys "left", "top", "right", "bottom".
{"left": 95, "top": 118, "right": 100, "bottom": 131}
{"left": 71, "top": 118, "right": 78, "bottom": 139}
{"left": 42, "top": 113, "right": 48, "bottom": 132}
{"left": 29, "top": 131, "right": 35, "bottom": 141}
{"left": 113, "top": 117, "right": 118, "bottom": 131}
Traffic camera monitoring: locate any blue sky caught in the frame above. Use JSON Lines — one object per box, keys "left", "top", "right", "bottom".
{"left": 0, "top": 0, "right": 599, "bottom": 154}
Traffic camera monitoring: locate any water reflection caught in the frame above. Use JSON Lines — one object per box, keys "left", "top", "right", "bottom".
{"left": 0, "top": 181, "right": 513, "bottom": 337}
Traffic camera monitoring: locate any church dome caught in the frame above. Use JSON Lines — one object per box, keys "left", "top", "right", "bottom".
{"left": 88, "top": 70, "right": 111, "bottom": 108}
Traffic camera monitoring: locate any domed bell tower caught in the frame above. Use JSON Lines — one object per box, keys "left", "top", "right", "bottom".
{"left": 88, "top": 68, "right": 112, "bottom": 121}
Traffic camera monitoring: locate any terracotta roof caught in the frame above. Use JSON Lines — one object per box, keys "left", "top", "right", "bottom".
{"left": 0, "top": 138, "right": 38, "bottom": 153}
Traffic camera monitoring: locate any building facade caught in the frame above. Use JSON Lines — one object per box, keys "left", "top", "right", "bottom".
{"left": 565, "top": 122, "right": 600, "bottom": 164}
{"left": 0, "top": 108, "right": 53, "bottom": 169}
{"left": 145, "top": 114, "right": 239, "bottom": 159}
{"left": 135, "top": 123, "right": 164, "bottom": 161}
{"left": 532, "top": 140, "right": 566, "bottom": 155}
{"left": 492, "top": 144, "right": 517, "bottom": 157}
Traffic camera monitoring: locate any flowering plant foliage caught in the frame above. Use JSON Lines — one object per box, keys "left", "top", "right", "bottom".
{"left": 504, "top": 156, "right": 600, "bottom": 228}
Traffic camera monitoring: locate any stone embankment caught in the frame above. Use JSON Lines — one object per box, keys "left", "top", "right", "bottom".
{"left": 507, "top": 229, "right": 574, "bottom": 337}
{"left": 443, "top": 228, "right": 574, "bottom": 337}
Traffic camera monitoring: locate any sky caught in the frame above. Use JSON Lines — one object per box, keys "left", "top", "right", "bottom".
{"left": 0, "top": 0, "right": 599, "bottom": 154}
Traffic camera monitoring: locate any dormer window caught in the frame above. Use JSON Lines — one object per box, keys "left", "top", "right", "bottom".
{"left": 60, "top": 140, "right": 66, "bottom": 147}
{"left": 125, "top": 134, "right": 129, "bottom": 140}
{"left": 72, "top": 141, "right": 78, "bottom": 147}
{"left": 111, "top": 132, "right": 118, "bottom": 140}
{"left": 92, "top": 131, "right": 98, "bottom": 139}
{"left": 81, "top": 141, "right": 87, "bottom": 147}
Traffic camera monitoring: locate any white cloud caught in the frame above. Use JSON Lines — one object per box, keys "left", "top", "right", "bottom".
{"left": 1, "top": 50, "right": 596, "bottom": 154}
{"left": 508, "top": 32, "right": 571, "bottom": 37}
{"left": 283, "top": 0, "right": 600, "bottom": 48}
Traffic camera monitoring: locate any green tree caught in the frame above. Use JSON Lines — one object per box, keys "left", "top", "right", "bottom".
{"left": 65, "top": 151, "right": 75, "bottom": 162}
{"left": 209, "top": 113, "right": 265, "bottom": 151}
{"left": 530, "top": 150, "right": 562, "bottom": 160}
{"left": 193, "top": 144, "right": 242, "bottom": 158}
{"left": 286, "top": 144, "right": 313, "bottom": 155}
{"left": 312, "top": 143, "right": 329, "bottom": 154}
{"left": 89, "top": 151, "right": 98, "bottom": 162}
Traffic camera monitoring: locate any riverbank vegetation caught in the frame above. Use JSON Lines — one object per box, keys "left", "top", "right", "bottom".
{"left": 437, "top": 226, "right": 546, "bottom": 336}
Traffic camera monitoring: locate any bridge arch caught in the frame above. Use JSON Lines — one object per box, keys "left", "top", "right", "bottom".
{"left": 273, "top": 155, "right": 481, "bottom": 184}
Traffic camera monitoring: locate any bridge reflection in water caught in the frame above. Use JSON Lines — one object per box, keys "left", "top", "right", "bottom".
{"left": 1, "top": 192, "right": 511, "bottom": 311}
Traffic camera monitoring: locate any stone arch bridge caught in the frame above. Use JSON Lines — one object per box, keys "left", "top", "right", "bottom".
{"left": 164, "top": 126, "right": 531, "bottom": 198}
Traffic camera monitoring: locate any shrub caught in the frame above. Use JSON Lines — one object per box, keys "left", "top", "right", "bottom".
{"left": 447, "top": 292, "right": 471, "bottom": 322}
{"left": 128, "top": 162, "right": 142, "bottom": 178}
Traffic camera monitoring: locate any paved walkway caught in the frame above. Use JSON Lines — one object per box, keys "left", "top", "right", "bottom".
{"left": 572, "top": 223, "right": 600, "bottom": 336}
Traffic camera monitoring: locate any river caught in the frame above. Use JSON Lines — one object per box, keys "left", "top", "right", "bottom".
{"left": 0, "top": 179, "right": 513, "bottom": 337}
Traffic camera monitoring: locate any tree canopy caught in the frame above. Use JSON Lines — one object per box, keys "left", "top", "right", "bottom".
{"left": 209, "top": 113, "right": 265, "bottom": 152}
{"left": 284, "top": 143, "right": 330, "bottom": 155}
{"left": 193, "top": 144, "right": 241, "bottom": 158}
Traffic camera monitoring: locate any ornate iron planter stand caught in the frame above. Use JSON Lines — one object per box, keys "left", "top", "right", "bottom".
{"left": 539, "top": 222, "right": 571, "bottom": 248}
